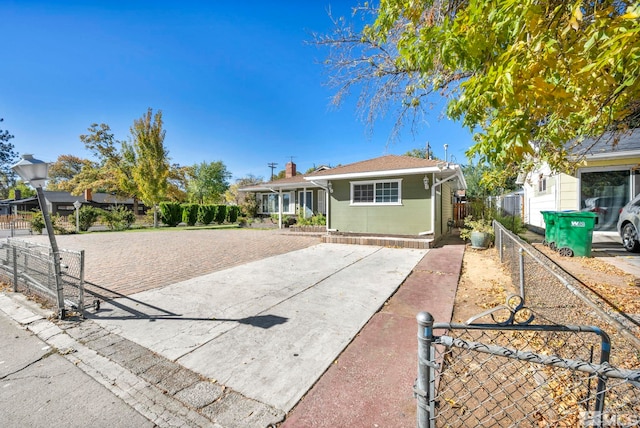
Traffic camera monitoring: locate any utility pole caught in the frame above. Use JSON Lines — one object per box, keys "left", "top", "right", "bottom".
{"left": 268, "top": 162, "right": 278, "bottom": 181}
{"left": 426, "top": 141, "right": 432, "bottom": 159}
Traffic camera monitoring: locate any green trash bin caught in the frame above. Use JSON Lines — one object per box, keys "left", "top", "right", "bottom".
{"left": 540, "top": 211, "right": 559, "bottom": 250}
{"left": 554, "top": 211, "right": 598, "bottom": 257}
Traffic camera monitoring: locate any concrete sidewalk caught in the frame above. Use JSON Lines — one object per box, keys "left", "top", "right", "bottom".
{"left": 0, "top": 238, "right": 464, "bottom": 427}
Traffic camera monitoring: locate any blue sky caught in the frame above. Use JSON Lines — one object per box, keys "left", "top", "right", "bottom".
{"left": 2, "top": 1, "right": 475, "bottom": 181}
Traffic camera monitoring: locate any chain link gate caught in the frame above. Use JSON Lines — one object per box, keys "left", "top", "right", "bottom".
{"left": 416, "top": 310, "right": 640, "bottom": 427}
{"left": 0, "top": 238, "right": 86, "bottom": 317}
{"left": 415, "top": 222, "right": 640, "bottom": 427}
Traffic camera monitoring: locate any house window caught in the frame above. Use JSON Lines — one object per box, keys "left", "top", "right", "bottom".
{"left": 260, "top": 192, "right": 293, "bottom": 214}
{"left": 351, "top": 180, "right": 402, "bottom": 205}
{"left": 317, "top": 189, "right": 326, "bottom": 214}
{"left": 538, "top": 175, "right": 547, "bottom": 193}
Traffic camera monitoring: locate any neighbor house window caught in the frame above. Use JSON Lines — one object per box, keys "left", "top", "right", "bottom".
{"left": 351, "top": 180, "right": 401, "bottom": 205}
{"left": 538, "top": 174, "right": 547, "bottom": 193}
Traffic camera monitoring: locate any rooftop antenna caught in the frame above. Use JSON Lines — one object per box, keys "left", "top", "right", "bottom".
{"left": 444, "top": 144, "right": 449, "bottom": 163}
{"left": 426, "top": 141, "right": 432, "bottom": 159}
{"left": 268, "top": 162, "right": 278, "bottom": 181}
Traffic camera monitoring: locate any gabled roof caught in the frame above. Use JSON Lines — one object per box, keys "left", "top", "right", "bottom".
{"left": 308, "top": 155, "right": 442, "bottom": 178}
{"left": 240, "top": 154, "right": 467, "bottom": 192}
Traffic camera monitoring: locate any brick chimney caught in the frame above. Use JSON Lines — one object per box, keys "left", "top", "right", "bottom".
{"left": 285, "top": 162, "right": 297, "bottom": 178}
{"left": 14, "top": 189, "right": 21, "bottom": 200}
{"left": 84, "top": 189, "right": 92, "bottom": 201}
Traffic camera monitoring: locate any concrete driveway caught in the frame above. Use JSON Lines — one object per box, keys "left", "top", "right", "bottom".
{"left": 20, "top": 229, "right": 428, "bottom": 415}
{"left": 87, "top": 243, "right": 427, "bottom": 413}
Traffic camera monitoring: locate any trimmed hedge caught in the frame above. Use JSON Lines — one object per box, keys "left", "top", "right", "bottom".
{"left": 182, "top": 203, "right": 199, "bottom": 226}
{"left": 227, "top": 205, "right": 240, "bottom": 223}
{"left": 159, "top": 202, "right": 182, "bottom": 227}
{"left": 198, "top": 204, "right": 216, "bottom": 225}
{"left": 214, "top": 205, "right": 227, "bottom": 224}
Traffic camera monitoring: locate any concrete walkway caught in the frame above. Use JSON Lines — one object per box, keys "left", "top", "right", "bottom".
{"left": 282, "top": 241, "right": 464, "bottom": 427}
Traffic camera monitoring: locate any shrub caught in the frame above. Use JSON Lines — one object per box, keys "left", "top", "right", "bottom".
{"left": 30, "top": 211, "right": 45, "bottom": 234}
{"left": 312, "top": 213, "right": 326, "bottom": 226}
{"left": 159, "top": 202, "right": 182, "bottom": 227}
{"left": 182, "top": 203, "right": 199, "bottom": 226}
{"left": 103, "top": 206, "right": 135, "bottom": 231}
{"left": 79, "top": 206, "right": 104, "bottom": 232}
{"left": 459, "top": 216, "right": 494, "bottom": 241}
{"left": 240, "top": 193, "right": 259, "bottom": 218}
{"left": 227, "top": 205, "right": 240, "bottom": 223}
{"left": 297, "top": 214, "right": 326, "bottom": 227}
{"left": 495, "top": 214, "right": 527, "bottom": 236}
{"left": 197, "top": 205, "right": 216, "bottom": 225}
{"left": 215, "top": 205, "right": 227, "bottom": 224}
{"left": 51, "top": 213, "right": 72, "bottom": 234}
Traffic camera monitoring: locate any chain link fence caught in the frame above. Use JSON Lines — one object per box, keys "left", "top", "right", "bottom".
{"left": 415, "top": 222, "right": 640, "bottom": 427}
{"left": 0, "top": 238, "right": 85, "bottom": 317}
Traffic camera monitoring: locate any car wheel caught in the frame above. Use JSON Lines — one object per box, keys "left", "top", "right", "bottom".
{"left": 622, "top": 223, "right": 640, "bottom": 253}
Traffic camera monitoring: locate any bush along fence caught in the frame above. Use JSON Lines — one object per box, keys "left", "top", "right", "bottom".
{"left": 414, "top": 221, "right": 640, "bottom": 427}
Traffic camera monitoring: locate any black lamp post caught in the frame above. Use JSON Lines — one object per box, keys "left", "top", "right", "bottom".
{"left": 11, "top": 154, "right": 66, "bottom": 318}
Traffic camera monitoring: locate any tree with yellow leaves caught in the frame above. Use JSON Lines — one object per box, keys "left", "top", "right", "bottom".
{"left": 319, "top": 1, "right": 640, "bottom": 184}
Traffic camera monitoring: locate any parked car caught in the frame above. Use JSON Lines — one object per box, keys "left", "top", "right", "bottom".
{"left": 616, "top": 194, "right": 640, "bottom": 252}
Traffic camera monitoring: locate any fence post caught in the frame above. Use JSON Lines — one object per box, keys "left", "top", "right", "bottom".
{"left": 519, "top": 247, "right": 525, "bottom": 300}
{"left": 12, "top": 246, "right": 18, "bottom": 292}
{"left": 499, "top": 227, "right": 503, "bottom": 262}
{"left": 10, "top": 220, "right": 15, "bottom": 238}
{"left": 78, "top": 250, "right": 85, "bottom": 315}
{"left": 416, "top": 312, "right": 434, "bottom": 428}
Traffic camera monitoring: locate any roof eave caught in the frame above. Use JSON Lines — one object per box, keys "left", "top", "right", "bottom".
{"left": 304, "top": 166, "right": 449, "bottom": 181}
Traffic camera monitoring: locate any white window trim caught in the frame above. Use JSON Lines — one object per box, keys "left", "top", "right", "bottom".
{"left": 350, "top": 179, "right": 403, "bottom": 206}
{"left": 258, "top": 192, "right": 295, "bottom": 215}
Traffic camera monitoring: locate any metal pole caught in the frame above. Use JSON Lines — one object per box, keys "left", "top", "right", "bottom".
{"left": 12, "top": 246, "right": 18, "bottom": 292}
{"left": 35, "top": 186, "right": 65, "bottom": 319}
{"left": 519, "top": 247, "right": 525, "bottom": 301}
{"left": 416, "top": 312, "right": 434, "bottom": 428}
{"left": 78, "top": 250, "right": 85, "bottom": 316}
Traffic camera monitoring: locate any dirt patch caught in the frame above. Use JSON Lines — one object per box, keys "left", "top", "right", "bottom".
{"left": 452, "top": 246, "right": 516, "bottom": 323}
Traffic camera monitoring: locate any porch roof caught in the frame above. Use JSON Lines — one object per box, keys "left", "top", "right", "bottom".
{"left": 240, "top": 175, "right": 322, "bottom": 192}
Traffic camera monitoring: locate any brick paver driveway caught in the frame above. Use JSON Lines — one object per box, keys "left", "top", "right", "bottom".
{"left": 26, "top": 228, "right": 319, "bottom": 299}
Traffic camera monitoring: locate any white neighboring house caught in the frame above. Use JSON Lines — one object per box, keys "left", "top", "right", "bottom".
{"left": 523, "top": 129, "right": 640, "bottom": 233}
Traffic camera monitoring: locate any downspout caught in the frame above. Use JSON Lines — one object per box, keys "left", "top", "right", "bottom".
{"left": 420, "top": 173, "right": 460, "bottom": 236}
{"left": 309, "top": 180, "right": 331, "bottom": 232}
{"left": 278, "top": 188, "right": 283, "bottom": 229}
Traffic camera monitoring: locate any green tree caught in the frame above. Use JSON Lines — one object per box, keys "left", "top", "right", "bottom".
{"left": 129, "top": 108, "right": 170, "bottom": 227}
{"left": 9, "top": 181, "right": 36, "bottom": 199}
{"left": 46, "top": 154, "right": 95, "bottom": 192}
{"left": 0, "top": 118, "right": 18, "bottom": 198}
{"left": 166, "top": 163, "right": 190, "bottom": 202}
{"left": 187, "top": 160, "right": 231, "bottom": 204}
{"left": 320, "top": 1, "right": 640, "bottom": 185}
{"left": 70, "top": 123, "right": 127, "bottom": 196}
